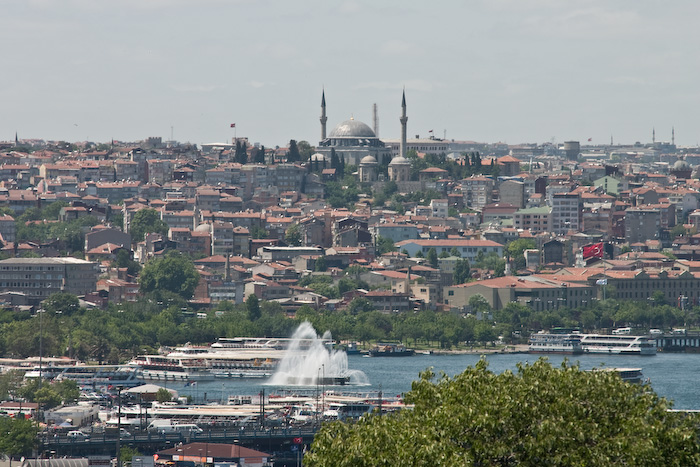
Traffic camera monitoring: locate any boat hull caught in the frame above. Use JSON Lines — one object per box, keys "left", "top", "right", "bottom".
{"left": 368, "top": 350, "right": 415, "bottom": 357}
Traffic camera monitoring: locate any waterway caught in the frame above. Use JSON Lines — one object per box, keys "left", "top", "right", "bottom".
{"left": 172, "top": 352, "right": 700, "bottom": 410}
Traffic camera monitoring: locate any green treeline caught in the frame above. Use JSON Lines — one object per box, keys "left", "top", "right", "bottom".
{"left": 2, "top": 290, "right": 700, "bottom": 363}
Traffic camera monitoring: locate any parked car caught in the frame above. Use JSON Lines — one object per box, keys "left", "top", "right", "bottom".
{"left": 67, "top": 430, "right": 89, "bottom": 440}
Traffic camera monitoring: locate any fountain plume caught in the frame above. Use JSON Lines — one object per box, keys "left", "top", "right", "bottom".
{"left": 267, "top": 321, "right": 368, "bottom": 386}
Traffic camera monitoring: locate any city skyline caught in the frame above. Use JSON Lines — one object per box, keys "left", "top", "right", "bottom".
{"left": 2, "top": 1, "right": 699, "bottom": 147}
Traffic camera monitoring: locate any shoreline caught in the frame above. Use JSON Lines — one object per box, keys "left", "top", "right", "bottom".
{"left": 419, "top": 344, "right": 530, "bottom": 356}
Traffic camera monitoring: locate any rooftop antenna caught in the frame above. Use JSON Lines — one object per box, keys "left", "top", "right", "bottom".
{"left": 672, "top": 126, "right": 675, "bottom": 146}
{"left": 373, "top": 103, "right": 379, "bottom": 137}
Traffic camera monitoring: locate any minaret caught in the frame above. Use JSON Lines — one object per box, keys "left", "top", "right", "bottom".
{"left": 672, "top": 126, "right": 675, "bottom": 146}
{"left": 320, "top": 89, "right": 328, "bottom": 140}
{"left": 399, "top": 89, "right": 407, "bottom": 158}
{"left": 652, "top": 127, "right": 656, "bottom": 144}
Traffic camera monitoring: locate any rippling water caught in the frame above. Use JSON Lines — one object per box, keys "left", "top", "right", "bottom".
{"left": 174, "top": 352, "right": 700, "bottom": 410}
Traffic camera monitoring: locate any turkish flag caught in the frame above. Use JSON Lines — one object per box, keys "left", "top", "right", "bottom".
{"left": 582, "top": 242, "right": 604, "bottom": 259}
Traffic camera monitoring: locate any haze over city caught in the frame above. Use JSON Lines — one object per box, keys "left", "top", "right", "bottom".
{"left": 3, "top": 0, "right": 699, "bottom": 147}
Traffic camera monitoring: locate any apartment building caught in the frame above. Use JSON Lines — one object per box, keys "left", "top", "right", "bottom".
{"left": 0, "top": 257, "right": 99, "bottom": 302}
{"left": 513, "top": 206, "right": 551, "bottom": 234}
{"left": 551, "top": 192, "right": 582, "bottom": 235}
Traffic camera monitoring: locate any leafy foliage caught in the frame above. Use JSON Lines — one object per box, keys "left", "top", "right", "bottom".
{"left": 114, "top": 249, "right": 141, "bottom": 276}
{"left": 0, "top": 417, "right": 36, "bottom": 459}
{"left": 139, "top": 251, "right": 200, "bottom": 299}
{"left": 452, "top": 258, "right": 471, "bottom": 285}
{"left": 506, "top": 238, "right": 537, "bottom": 271}
{"left": 376, "top": 236, "right": 396, "bottom": 255}
{"left": 16, "top": 204, "right": 99, "bottom": 253}
{"left": 129, "top": 208, "right": 169, "bottom": 243}
{"left": 246, "top": 294, "right": 261, "bottom": 321}
{"left": 156, "top": 387, "right": 173, "bottom": 402}
{"left": 287, "top": 139, "right": 301, "bottom": 163}
{"left": 307, "top": 358, "right": 700, "bottom": 466}
{"left": 285, "top": 223, "right": 302, "bottom": 246}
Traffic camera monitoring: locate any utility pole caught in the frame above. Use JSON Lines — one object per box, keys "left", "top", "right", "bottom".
{"left": 116, "top": 387, "right": 123, "bottom": 467}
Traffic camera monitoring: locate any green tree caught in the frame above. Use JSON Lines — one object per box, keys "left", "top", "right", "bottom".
{"left": 285, "top": 223, "right": 303, "bottom": 246}
{"left": 34, "top": 386, "right": 62, "bottom": 410}
{"left": 235, "top": 140, "right": 248, "bottom": 164}
{"left": 315, "top": 256, "right": 327, "bottom": 272}
{"left": 376, "top": 236, "right": 396, "bottom": 255}
{"left": 246, "top": 294, "right": 261, "bottom": 321}
{"left": 129, "top": 208, "right": 169, "bottom": 243}
{"left": 250, "top": 225, "right": 268, "bottom": 239}
{"left": 156, "top": 388, "right": 173, "bottom": 402}
{"left": 287, "top": 139, "right": 301, "bottom": 163}
{"left": 0, "top": 417, "right": 36, "bottom": 460}
{"left": 306, "top": 358, "right": 700, "bottom": 466}
{"left": 468, "top": 294, "right": 491, "bottom": 313}
{"left": 114, "top": 249, "right": 141, "bottom": 276}
{"left": 139, "top": 251, "right": 200, "bottom": 299}
{"left": 426, "top": 248, "right": 438, "bottom": 268}
{"left": 43, "top": 293, "right": 80, "bottom": 315}
{"left": 53, "top": 379, "right": 80, "bottom": 405}
{"left": 330, "top": 148, "right": 340, "bottom": 170}
{"left": 255, "top": 145, "right": 266, "bottom": 164}
{"left": 452, "top": 259, "right": 471, "bottom": 285}
{"left": 297, "top": 140, "right": 315, "bottom": 161}
{"left": 506, "top": 238, "right": 537, "bottom": 271}
{"left": 120, "top": 447, "right": 142, "bottom": 466}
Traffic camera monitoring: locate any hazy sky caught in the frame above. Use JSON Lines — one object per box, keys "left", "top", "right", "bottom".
{"left": 2, "top": 1, "right": 699, "bottom": 148}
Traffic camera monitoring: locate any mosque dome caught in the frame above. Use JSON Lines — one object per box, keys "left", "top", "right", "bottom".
{"left": 673, "top": 159, "right": 690, "bottom": 171}
{"left": 389, "top": 155, "right": 411, "bottom": 166}
{"left": 194, "top": 223, "right": 212, "bottom": 233}
{"left": 310, "top": 153, "right": 329, "bottom": 162}
{"left": 329, "top": 118, "right": 376, "bottom": 138}
{"left": 360, "top": 155, "right": 378, "bottom": 165}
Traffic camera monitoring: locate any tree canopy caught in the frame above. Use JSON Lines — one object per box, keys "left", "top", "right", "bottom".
{"left": 129, "top": 208, "right": 169, "bottom": 243}
{"left": 285, "top": 223, "right": 302, "bottom": 246}
{"left": 0, "top": 417, "right": 36, "bottom": 460}
{"left": 307, "top": 358, "right": 700, "bottom": 466}
{"left": 139, "top": 251, "right": 200, "bottom": 299}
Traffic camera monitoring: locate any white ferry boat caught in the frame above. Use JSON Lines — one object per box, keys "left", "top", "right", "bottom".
{"left": 26, "top": 364, "right": 143, "bottom": 388}
{"left": 529, "top": 332, "right": 583, "bottom": 355}
{"left": 127, "top": 355, "right": 216, "bottom": 382}
{"left": 578, "top": 334, "right": 656, "bottom": 355}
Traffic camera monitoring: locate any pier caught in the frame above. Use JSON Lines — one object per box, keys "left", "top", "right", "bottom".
{"left": 41, "top": 425, "right": 319, "bottom": 461}
{"left": 654, "top": 331, "right": 700, "bottom": 352}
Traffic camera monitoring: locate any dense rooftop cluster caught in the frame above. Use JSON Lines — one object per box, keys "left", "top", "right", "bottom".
{"left": 0, "top": 133, "right": 697, "bottom": 316}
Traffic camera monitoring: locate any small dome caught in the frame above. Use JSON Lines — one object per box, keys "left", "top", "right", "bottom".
{"left": 310, "top": 153, "right": 329, "bottom": 162}
{"left": 194, "top": 223, "right": 212, "bottom": 233}
{"left": 360, "top": 155, "right": 378, "bottom": 165}
{"left": 329, "top": 118, "right": 376, "bottom": 138}
{"left": 389, "top": 155, "right": 411, "bottom": 166}
{"left": 673, "top": 160, "right": 690, "bottom": 170}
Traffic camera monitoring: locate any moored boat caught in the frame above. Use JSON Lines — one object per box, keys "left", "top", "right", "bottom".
{"left": 578, "top": 334, "right": 656, "bottom": 355}
{"left": 368, "top": 343, "right": 415, "bottom": 357}
{"left": 529, "top": 332, "right": 583, "bottom": 355}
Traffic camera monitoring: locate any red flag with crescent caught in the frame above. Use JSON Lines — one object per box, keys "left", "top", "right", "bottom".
{"left": 582, "top": 242, "right": 604, "bottom": 259}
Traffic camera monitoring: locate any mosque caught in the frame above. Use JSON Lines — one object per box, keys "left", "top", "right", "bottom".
{"left": 313, "top": 90, "right": 411, "bottom": 183}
